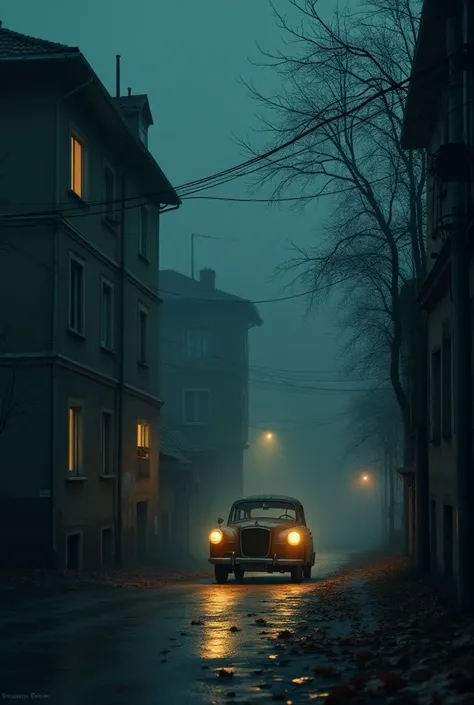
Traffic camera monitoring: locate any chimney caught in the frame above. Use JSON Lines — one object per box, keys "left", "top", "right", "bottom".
{"left": 199, "top": 268, "right": 216, "bottom": 290}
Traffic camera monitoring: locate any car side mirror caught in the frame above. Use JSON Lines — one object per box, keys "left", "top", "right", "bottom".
{"left": 217, "top": 517, "right": 224, "bottom": 525}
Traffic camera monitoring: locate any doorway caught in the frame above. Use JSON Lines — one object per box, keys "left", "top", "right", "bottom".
{"left": 136, "top": 501, "right": 148, "bottom": 559}
{"left": 66, "top": 532, "right": 81, "bottom": 571}
{"left": 443, "top": 504, "right": 454, "bottom": 579}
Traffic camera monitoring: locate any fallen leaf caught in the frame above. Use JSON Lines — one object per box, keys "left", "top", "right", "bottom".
{"left": 218, "top": 668, "right": 234, "bottom": 679}
{"left": 229, "top": 626, "right": 241, "bottom": 632}
{"left": 191, "top": 619, "right": 204, "bottom": 626}
{"left": 278, "top": 630, "right": 293, "bottom": 640}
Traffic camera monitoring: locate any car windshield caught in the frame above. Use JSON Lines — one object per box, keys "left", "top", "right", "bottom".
{"left": 230, "top": 500, "right": 297, "bottom": 523}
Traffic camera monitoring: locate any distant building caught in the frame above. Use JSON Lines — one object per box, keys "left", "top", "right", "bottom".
{"left": 159, "top": 268, "right": 262, "bottom": 555}
{"left": 0, "top": 24, "right": 179, "bottom": 570}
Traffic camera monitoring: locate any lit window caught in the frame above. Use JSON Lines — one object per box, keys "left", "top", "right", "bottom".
{"left": 68, "top": 405, "right": 82, "bottom": 474}
{"left": 101, "top": 279, "right": 114, "bottom": 350}
{"left": 101, "top": 412, "right": 113, "bottom": 475}
{"left": 138, "top": 305, "right": 148, "bottom": 364}
{"left": 69, "top": 257, "right": 84, "bottom": 334}
{"left": 139, "top": 206, "right": 149, "bottom": 259}
{"left": 183, "top": 390, "right": 210, "bottom": 424}
{"left": 137, "top": 421, "right": 150, "bottom": 449}
{"left": 70, "top": 135, "right": 85, "bottom": 198}
{"left": 186, "top": 329, "right": 209, "bottom": 358}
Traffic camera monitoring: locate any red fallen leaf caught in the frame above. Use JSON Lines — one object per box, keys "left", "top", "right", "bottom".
{"left": 355, "top": 651, "right": 374, "bottom": 668}
{"left": 314, "top": 665, "right": 340, "bottom": 677}
{"left": 378, "top": 671, "right": 405, "bottom": 693}
{"left": 218, "top": 668, "right": 234, "bottom": 678}
{"left": 255, "top": 618, "right": 267, "bottom": 625}
{"left": 325, "top": 684, "right": 355, "bottom": 704}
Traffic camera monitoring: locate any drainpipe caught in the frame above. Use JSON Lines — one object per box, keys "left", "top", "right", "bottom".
{"left": 446, "top": 1, "right": 473, "bottom": 609}
{"left": 51, "top": 75, "right": 93, "bottom": 567}
{"left": 116, "top": 175, "right": 126, "bottom": 568}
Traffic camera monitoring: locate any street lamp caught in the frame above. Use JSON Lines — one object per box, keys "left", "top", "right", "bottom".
{"left": 266, "top": 432, "right": 274, "bottom": 441}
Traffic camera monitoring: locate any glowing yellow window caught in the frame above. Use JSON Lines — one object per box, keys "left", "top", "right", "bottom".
{"left": 70, "top": 135, "right": 84, "bottom": 197}
{"left": 137, "top": 421, "right": 150, "bottom": 449}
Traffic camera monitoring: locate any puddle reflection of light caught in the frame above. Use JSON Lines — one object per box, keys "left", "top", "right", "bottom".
{"left": 309, "top": 694, "right": 329, "bottom": 700}
{"left": 199, "top": 587, "right": 241, "bottom": 659}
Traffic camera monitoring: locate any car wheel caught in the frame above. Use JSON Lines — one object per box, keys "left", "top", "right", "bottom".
{"left": 234, "top": 567, "right": 245, "bottom": 582}
{"left": 215, "top": 566, "right": 229, "bottom": 584}
{"left": 303, "top": 564, "right": 312, "bottom": 580}
{"left": 290, "top": 566, "right": 303, "bottom": 583}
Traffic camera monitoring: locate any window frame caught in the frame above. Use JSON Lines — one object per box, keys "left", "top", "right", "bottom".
{"left": 182, "top": 388, "right": 211, "bottom": 426}
{"left": 68, "top": 401, "right": 84, "bottom": 477}
{"left": 100, "top": 409, "right": 114, "bottom": 476}
{"left": 137, "top": 303, "right": 149, "bottom": 366}
{"left": 69, "top": 253, "right": 85, "bottom": 337}
{"left": 70, "top": 132, "right": 86, "bottom": 200}
{"left": 185, "top": 328, "right": 209, "bottom": 359}
{"left": 137, "top": 420, "right": 151, "bottom": 459}
{"left": 100, "top": 277, "right": 115, "bottom": 351}
{"left": 138, "top": 205, "right": 150, "bottom": 261}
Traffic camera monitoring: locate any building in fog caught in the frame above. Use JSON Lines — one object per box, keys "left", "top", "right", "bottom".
{"left": 159, "top": 268, "right": 262, "bottom": 555}
{"left": 0, "top": 24, "right": 179, "bottom": 570}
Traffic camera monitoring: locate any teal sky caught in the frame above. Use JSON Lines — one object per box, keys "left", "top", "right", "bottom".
{"left": 2, "top": 0, "right": 381, "bottom": 543}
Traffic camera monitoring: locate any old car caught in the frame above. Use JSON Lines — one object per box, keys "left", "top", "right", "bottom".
{"left": 208, "top": 494, "right": 315, "bottom": 584}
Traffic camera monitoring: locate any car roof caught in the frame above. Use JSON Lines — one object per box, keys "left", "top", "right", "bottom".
{"left": 232, "top": 494, "right": 303, "bottom": 506}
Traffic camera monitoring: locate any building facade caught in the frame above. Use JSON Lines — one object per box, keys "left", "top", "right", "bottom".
{"left": 401, "top": 0, "right": 474, "bottom": 590}
{"left": 159, "top": 268, "right": 262, "bottom": 556}
{"left": 0, "top": 24, "right": 179, "bottom": 570}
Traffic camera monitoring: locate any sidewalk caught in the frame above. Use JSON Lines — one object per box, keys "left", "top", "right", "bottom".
{"left": 258, "top": 555, "right": 474, "bottom": 704}
{"left": 0, "top": 560, "right": 212, "bottom": 602}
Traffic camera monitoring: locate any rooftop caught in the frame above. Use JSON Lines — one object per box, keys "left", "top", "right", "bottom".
{"left": 0, "top": 22, "right": 79, "bottom": 57}
{"left": 159, "top": 269, "right": 263, "bottom": 327}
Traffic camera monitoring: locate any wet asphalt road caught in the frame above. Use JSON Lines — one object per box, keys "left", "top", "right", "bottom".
{"left": 0, "top": 552, "right": 355, "bottom": 705}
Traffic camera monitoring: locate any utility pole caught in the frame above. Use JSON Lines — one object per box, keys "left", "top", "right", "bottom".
{"left": 445, "top": 0, "right": 473, "bottom": 609}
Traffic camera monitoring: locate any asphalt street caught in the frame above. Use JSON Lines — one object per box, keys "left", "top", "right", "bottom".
{"left": 0, "top": 551, "right": 358, "bottom": 705}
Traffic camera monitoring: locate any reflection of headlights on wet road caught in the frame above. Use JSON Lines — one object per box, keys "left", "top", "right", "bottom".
{"left": 209, "top": 529, "right": 223, "bottom": 544}
{"left": 287, "top": 531, "right": 301, "bottom": 546}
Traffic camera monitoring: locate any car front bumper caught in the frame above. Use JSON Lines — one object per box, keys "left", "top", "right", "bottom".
{"left": 209, "top": 552, "right": 306, "bottom": 570}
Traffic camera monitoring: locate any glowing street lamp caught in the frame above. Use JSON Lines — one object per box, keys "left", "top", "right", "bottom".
{"left": 265, "top": 432, "right": 274, "bottom": 441}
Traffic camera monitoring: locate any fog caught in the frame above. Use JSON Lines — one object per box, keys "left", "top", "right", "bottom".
{"left": 3, "top": 0, "right": 403, "bottom": 556}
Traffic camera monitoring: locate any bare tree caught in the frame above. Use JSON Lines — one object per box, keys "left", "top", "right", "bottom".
{"left": 241, "top": 0, "right": 425, "bottom": 444}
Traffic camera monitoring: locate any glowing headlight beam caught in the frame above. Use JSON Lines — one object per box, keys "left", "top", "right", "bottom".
{"left": 287, "top": 531, "right": 301, "bottom": 546}
{"left": 209, "top": 529, "right": 223, "bottom": 544}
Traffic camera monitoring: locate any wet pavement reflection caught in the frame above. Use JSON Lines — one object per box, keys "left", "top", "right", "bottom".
{"left": 0, "top": 551, "right": 352, "bottom": 704}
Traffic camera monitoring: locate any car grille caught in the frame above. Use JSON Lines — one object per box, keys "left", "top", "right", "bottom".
{"left": 241, "top": 528, "right": 271, "bottom": 557}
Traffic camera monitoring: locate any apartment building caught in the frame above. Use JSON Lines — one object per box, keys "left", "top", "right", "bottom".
{"left": 0, "top": 24, "right": 180, "bottom": 570}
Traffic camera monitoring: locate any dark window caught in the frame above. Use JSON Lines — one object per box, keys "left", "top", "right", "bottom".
{"left": 183, "top": 390, "right": 210, "bottom": 424}
{"left": 431, "top": 349, "right": 441, "bottom": 442}
{"left": 138, "top": 306, "right": 148, "bottom": 364}
{"left": 442, "top": 333, "right": 452, "bottom": 439}
{"left": 69, "top": 258, "right": 84, "bottom": 334}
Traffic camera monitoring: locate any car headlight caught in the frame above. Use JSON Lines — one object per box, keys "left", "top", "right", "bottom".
{"left": 287, "top": 531, "right": 301, "bottom": 546}
{"left": 209, "top": 529, "right": 223, "bottom": 545}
